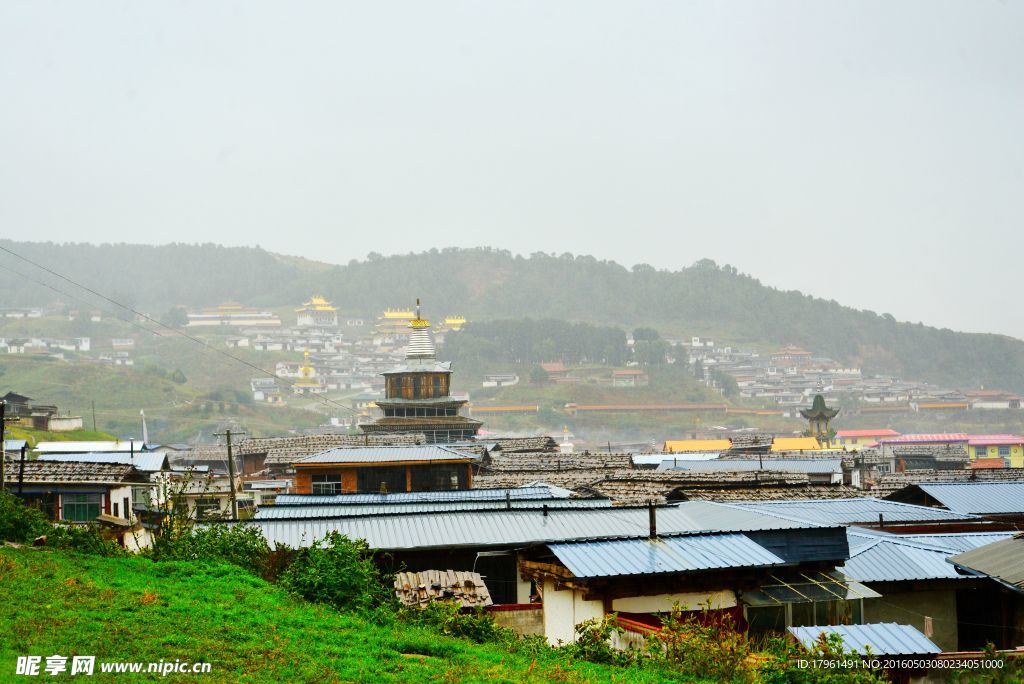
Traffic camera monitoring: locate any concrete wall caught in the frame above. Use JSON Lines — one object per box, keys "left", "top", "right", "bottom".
{"left": 611, "top": 589, "right": 735, "bottom": 614}
{"left": 864, "top": 589, "right": 958, "bottom": 652}
{"left": 541, "top": 579, "right": 604, "bottom": 646}
{"left": 490, "top": 606, "right": 544, "bottom": 637}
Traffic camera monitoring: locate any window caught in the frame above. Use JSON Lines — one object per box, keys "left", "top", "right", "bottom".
{"left": 312, "top": 474, "right": 342, "bottom": 495}
{"left": 357, "top": 467, "right": 406, "bottom": 493}
{"left": 132, "top": 486, "right": 153, "bottom": 507}
{"left": 21, "top": 493, "right": 58, "bottom": 520}
{"left": 123, "top": 497, "right": 131, "bottom": 520}
{"left": 433, "top": 376, "right": 443, "bottom": 397}
{"left": 998, "top": 445, "right": 1011, "bottom": 456}
{"left": 112, "top": 502, "right": 119, "bottom": 517}
{"left": 62, "top": 493, "right": 102, "bottom": 523}
{"left": 410, "top": 464, "right": 467, "bottom": 491}
{"left": 195, "top": 497, "right": 222, "bottom": 519}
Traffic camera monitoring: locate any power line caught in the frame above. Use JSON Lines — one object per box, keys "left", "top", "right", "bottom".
{"left": 0, "top": 244, "right": 363, "bottom": 418}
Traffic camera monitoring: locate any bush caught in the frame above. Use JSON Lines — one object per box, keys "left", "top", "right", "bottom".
{"left": 0, "top": 492, "right": 123, "bottom": 556}
{"left": 149, "top": 524, "right": 269, "bottom": 576}
{"left": 278, "top": 532, "right": 390, "bottom": 613}
{"left": 564, "top": 615, "right": 632, "bottom": 666}
{"left": 400, "top": 602, "right": 508, "bottom": 644}
{"left": 45, "top": 524, "right": 125, "bottom": 557}
{"left": 647, "top": 605, "right": 749, "bottom": 681}
{"left": 0, "top": 491, "right": 51, "bottom": 543}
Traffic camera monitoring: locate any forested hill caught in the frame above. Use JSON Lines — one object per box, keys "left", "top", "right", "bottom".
{"left": 1, "top": 241, "right": 1023, "bottom": 390}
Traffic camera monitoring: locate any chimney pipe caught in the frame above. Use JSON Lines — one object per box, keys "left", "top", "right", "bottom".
{"left": 878, "top": 513, "right": 884, "bottom": 529}
{"left": 543, "top": 504, "right": 549, "bottom": 517}
{"left": 649, "top": 501, "right": 657, "bottom": 538}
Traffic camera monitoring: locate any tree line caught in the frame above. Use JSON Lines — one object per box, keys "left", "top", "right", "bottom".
{"left": 3, "top": 242, "right": 1024, "bottom": 390}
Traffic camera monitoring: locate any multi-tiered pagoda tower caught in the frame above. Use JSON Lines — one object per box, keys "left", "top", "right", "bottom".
{"left": 360, "top": 300, "right": 481, "bottom": 443}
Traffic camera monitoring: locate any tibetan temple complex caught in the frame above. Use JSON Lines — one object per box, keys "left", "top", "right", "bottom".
{"left": 360, "top": 300, "right": 482, "bottom": 443}
{"left": 295, "top": 295, "right": 338, "bottom": 327}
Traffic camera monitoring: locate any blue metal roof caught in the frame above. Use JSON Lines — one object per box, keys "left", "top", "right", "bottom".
{"left": 548, "top": 533, "right": 785, "bottom": 578}
{"left": 728, "top": 498, "right": 976, "bottom": 524}
{"left": 657, "top": 458, "right": 843, "bottom": 474}
{"left": 841, "top": 531, "right": 967, "bottom": 582}
{"left": 295, "top": 445, "right": 480, "bottom": 464}
{"left": 243, "top": 500, "right": 826, "bottom": 550}
{"left": 896, "top": 532, "right": 1014, "bottom": 553}
{"left": 254, "top": 497, "right": 613, "bottom": 520}
{"left": 3, "top": 439, "right": 28, "bottom": 451}
{"left": 789, "top": 623, "right": 941, "bottom": 656}
{"left": 914, "top": 482, "right": 1024, "bottom": 515}
{"left": 273, "top": 486, "right": 571, "bottom": 506}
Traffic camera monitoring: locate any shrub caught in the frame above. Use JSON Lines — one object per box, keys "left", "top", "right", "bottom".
{"left": 400, "top": 602, "right": 508, "bottom": 644}
{"left": 0, "top": 491, "right": 51, "bottom": 543}
{"left": 149, "top": 523, "right": 269, "bottom": 576}
{"left": 46, "top": 524, "right": 125, "bottom": 557}
{"left": 278, "top": 532, "right": 390, "bottom": 613}
{"left": 647, "top": 605, "right": 749, "bottom": 681}
{"left": 564, "top": 615, "right": 632, "bottom": 666}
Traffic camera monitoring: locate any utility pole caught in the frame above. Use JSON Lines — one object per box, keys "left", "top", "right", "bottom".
{"left": 18, "top": 444, "right": 26, "bottom": 496}
{"left": 214, "top": 428, "right": 245, "bottom": 520}
{"left": 0, "top": 401, "right": 5, "bottom": 489}
{"left": 91, "top": 400, "right": 97, "bottom": 432}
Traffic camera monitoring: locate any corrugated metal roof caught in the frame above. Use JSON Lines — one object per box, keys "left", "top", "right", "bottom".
{"left": 37, "top": 452, "right": 169, "bottom": 472}
{"left": 295, "top": 445, "right": 480, "bottom": 465}
{"left": 879, "top": 433, "right": 967, "bottom": 444}
{"left": 242, "top": 500, "right": 824, "bottom": 550}
{"left": 966, "top": 434, "right": 1024, "bottom": 446}
{"left": 3, "top": 439, "right": 28, "bottom": 451}
{"left": 896, "top": 532, "right": 1014, "bottom": 553}
{"left": 950, "top": 534, "right": 1024, "bottom": 591}
{"left": 914, "top": 482, "right": 1024, "bottom": 514}
{"left": 273, "top": 486, "right": 571, "bottom": 506}
{"left": 254, "top": 497, "right": 613, "bottom": 520}
{"left": 548, "top": 533, "right": 785, "bottom": 578}
{"left": 841, "top": 532, "right": 967, "bottom": 582}
{"left": 657, "top": 459, "right": 842, "bottom": 474}
{"left": 728, "top": 498, "right": 976, "bottom": 524}
{"left": 835, "top": 430, "right": 900, "bottom": 439}
{"left": 789, "top": 623, "right": 941, "bottom": 656}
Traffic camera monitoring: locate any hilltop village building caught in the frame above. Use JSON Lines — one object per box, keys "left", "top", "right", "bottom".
{"left": 359, "top": 302, "right": 482, "bottom": 443}
{"left": 186, "top": 302, "right": 281, "bottom": 327}
{"left": 687, "top": 341, "right": 1023, "bottom": 415}
{"left": 295, "top": 296, "right": 338, "bottom": 328}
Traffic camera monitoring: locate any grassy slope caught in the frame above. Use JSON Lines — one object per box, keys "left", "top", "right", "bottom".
{"left": 0, "top": 547, "right": 685, "bottom": 683}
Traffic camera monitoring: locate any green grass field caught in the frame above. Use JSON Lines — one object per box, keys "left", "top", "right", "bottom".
{"left": 0, "top": 547, "right": 689, "bottom": 683}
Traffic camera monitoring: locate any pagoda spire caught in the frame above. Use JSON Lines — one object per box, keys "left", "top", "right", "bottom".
{"left": 406, "top": 298, "right": 436, "bottom": 359}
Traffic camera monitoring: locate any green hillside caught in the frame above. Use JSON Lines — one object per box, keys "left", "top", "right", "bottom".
{"left": 2, "top": 241, "right": 1023, "bottom": 391}
{"left": 0, "top": 547, "right": 678, "bottom": 683}
{"left": 0, "top": 349, "right": 331, "bottom": 444}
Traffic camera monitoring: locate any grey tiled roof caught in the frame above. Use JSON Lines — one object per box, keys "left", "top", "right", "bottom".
{"left": 3, "top": 460, "right": 147, "bottom": 484}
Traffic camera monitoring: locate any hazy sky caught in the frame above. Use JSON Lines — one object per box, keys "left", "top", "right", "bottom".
{"left": 2, "top": 2, "right": 1022, "bottom": 337}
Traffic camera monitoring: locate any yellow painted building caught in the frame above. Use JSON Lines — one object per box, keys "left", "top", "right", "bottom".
{"left": 442, "top": 316, "right": 467, "bottom": 332}
{"left": 296, "top": 295, "right": 338, "bottom": 327}
{"left": 967, "top": 436, "right": 1024, "bottom": 468}
{"left": 663, "top": 439, "right": 731, "bottom": 453}
{"left": 663, "top": 436, "right": 827, "bottom": 453}
{"left": 772, "top": 436, "right": 827, "bottom": 451}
